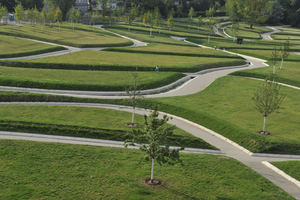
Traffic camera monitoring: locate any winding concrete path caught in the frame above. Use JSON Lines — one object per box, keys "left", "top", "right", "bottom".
{"left": 1, "top": 26, "right": 300, "bottom": 198}
{"left": 1, "top": 102, "right": 300, "bottom": 199}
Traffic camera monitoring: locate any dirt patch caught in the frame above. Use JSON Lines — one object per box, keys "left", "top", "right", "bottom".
{"left": 143, "top": 178, "right": 163, "bottom": 186}
{"left": 257, "top": 130, "right": 272, "bottom": 135}
{"left": 125, "top": 123, "right": 139, "bottom": 127}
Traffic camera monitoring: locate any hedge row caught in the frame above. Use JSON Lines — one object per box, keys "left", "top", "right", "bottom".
{"left": 0, "top": 73, "right": 185, "bottom": 91}
{"left": 0, "top": 120, "right": 217, "bottom": 149}
{"left": 0, "top": 31, "right": 134, "bottom": 48}
{"left": 0, "top": 93, "right": 299, "bottom": 154}
{"left": 102, "top": 48, "right": 242, "bottom": 59}
{"left": 0, "top": 46, "right": 67, "bottom": 58}
{"left": 230, "top": 71, "right": 300, "bottom": 88}
{"left": 0, "top": 60, "right": 246, "bottom": 73}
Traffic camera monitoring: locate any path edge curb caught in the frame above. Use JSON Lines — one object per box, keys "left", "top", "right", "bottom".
{"left": 262, "top": 161, "right": 300, "bottom": 188}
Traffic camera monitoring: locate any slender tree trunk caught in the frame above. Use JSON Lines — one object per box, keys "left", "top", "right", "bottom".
{"left": 131, "top": 107, "right": 135, "bottom": 124}
{"left": 50, "top": 21, "right": 51, "bottom": 27}
{"left": 273, "top": 64, "right": 275, "bottom": 74}
{"left": 159, "top": 27, "right": 160, "bottom": 34}
{"left": 128, "top": 24, "right": 130, "bottom": 31}
{"left": 263, "top": 116, "right": 267, "bottom": 133}
{"left": 150, "top": 27, "right": 152, "bottom": 37}
{"left": 208, "top": 35, "right": 210, "bottom": 43}
{"left": 41, "top": 25, "right": 42, "bottom": 33}
{"left": 280, "top": 58, "right": 284, "bottom": 70}
{"left": 73, "top": 23, "right": 74, "bottom": 30}
{"left": 250, "top": 23, "right": 253, "bottom": 29}
{"left": 59, "top": 22, "right": 60, "bottom": 30}
{"left": 151, "top": 158, "right": 154, "bottom": 183}
{"left": 110, "top": 20, "right": 111, "bottom": 26}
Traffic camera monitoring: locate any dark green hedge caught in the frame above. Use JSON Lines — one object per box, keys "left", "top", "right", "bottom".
{"left": 0, "top": 31, "right": 134, "bottom": 48}
{"left": 0, "top": 46, "right": 67, "bottom": 58}
{"left": 0, "top": 93, "right": 299, "bottom": 154}
{"left": 0, "top": 120, "right": 217, "bottom": 149}
{"left": 0, "top": 60, "right": 246, "bottom": 73}
{"left": 0, "top": 73, "right": 185, "bottom": 91}
{"left": 103, "top": 48, "right": 242, "bottom": 59}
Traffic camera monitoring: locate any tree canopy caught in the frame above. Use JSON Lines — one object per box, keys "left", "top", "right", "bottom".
{"left": 45, "top": 0, "right": 76, "bottom": 20}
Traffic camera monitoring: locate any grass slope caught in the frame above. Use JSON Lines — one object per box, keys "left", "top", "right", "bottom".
{"left": 0, "top": 105, "right": 216, "bottom": 149}
{"left": 0, "top": 67, "right": 185, "bottom": 91}
{"left": 0, "top": 50, "right": 245, "bottom": 72}
{"left": 271, "top": 161, "right": 300, "bottom": 182}
{"left": 224, "top": 23, "right": 272, "bottom": 39}
{"left": 0, "top": 140, "right": 293, "bottom": 199}
{"left": 0, "top": 24, "right": 133, "bottom": 48}
{"left": 231, "top": 61, "right": 300, "bottom": 87}
{"left": 0, "top": 35, "right": 66, "bottom": 58}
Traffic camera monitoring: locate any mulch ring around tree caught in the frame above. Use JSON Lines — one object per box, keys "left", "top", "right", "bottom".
{"left": 143, "top": 178, "right": 163, "bottom": 186}
{"left": 125, "top": 123, "right": 139, "bottom": 127}
{"left": 257, "top": 130, "right": 272, "bottom": 135}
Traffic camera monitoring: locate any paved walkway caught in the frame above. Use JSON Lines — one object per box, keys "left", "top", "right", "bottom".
{"left": 1, "top": 26, "right": 300, "bottom": 198}
{"left": 1, "top": 102, "right": 300, "bottom": 199}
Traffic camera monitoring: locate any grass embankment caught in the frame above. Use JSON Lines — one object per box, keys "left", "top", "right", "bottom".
{"left": 271, "top": 27, "right": 300, "bottom": 45}
{"left": 0, "top": 76, "right": 299, "bottom": 154}
{"left": 0, "top": 67, "right": 185, "bottom": 91}
{"left": 271, "top": 161, "right": 300, "bottom": 182}
{"left": 0, "top": 35, "right": 66, "bottom": 58}
{"left": 224, "top": 23, "right": 272, "bottom": 39}
{"left": 0, "top": 140, "right": 293, "bottom": 199}
{"left": 0, "top": 105, "right": 216, "bottom": 149}
{"left": 103, "top": 43, "right": 240, "bottom": 58}
{"left": 0, "top": 24, "right": 133, "bottom": 48}
{"left": 231, "top": 61, "right": 300, "bottom": 87}
{"left": 0, "top": 50, "right": 245, "bottom": 72}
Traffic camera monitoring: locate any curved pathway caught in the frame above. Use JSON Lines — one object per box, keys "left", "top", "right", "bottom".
{"left": 0, "top": 102, "right": 300, "bottom": 199}
{"left": 1, "top": 26, "right": 300, "bottom": 198}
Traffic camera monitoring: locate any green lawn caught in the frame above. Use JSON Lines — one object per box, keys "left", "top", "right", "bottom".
{"left": 0, "top": 67, "right": 185, "bottom": 91}
{"left": 231, "top": 61, "right": 300, "bottom": 87}
{"left": 147, "top": 76, "right": 300, "bottom": 154}
{"left": 104, "top": 43, "right": 240, "bottom": 58}
{"left": 0, "top": 35, "right": 66, "bottom": 58}
{"left": 0, "top": 140, "right": 293, "bottom": 199}
{"left": 0, "top": 24, "right": 133, "bottom": 48}
{"left": 224, "top": 23, "right": 272, "bottom": 39}
{"left": 271, "top": 161, "right": 300, "bottom": 182}
{"left": 0, "top": 105, "right": 216, "bottom": 149}
{"left": 271, "top": 27, "right": 300, "bottom": 45}
{"left": 1, "top": 50, "right": 245, "bottom": 72}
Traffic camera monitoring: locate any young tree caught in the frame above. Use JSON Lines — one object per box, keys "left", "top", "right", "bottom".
{"left": 189, "top": 7, "right": 195, "bottom": 19}
{"left": 232, "top": 23, "right": 239, "bottom": 41}
{"left": 124, "top": 106, "right": 184, "bottom": 184}
{"left": 48, "top": 9, "right": 55, "bottom": 27}
{"left": 14, "top": 3, "right": 25, "bottom": 27}
{"left": 75, "top": 9, "right": 82, "bottom": 24}
{"left": 27, "top": 8, "right": 34, "bottom": 25}
{"left": 143, "top": 12, "right": 149, "bottom": 28}
{"left": 270, "top": 46, "right": 279, "bottom": 75}
{"left": 176, "top": 4, "right": 183, "bottom": 19}
{"left": 54, "top": 7, "right": 63, "bottom": 30}
{"left": 45, "top": 0, "right": 76, "bottom": 21}
{"left": 197, "top": 16, "right": 202, "bottom": 31}
{"left": 167, "top": 14, "right": 174, "bottom": 31}
{"left": 33, "top": 6, "right": 39, "bottom": 25}
{"left": 252, "top": 76, "right": 286, "bottom": 134}
{"left": 0, "top": 5, "right": 8, "bottom": 24}
{"left": 206, "top": 7, "right": 215, "bottom": 18}
{"left": 148, "top": 11, "right": 154, "bottom": 37}
{"left": 280, "top": 39, "right": 290, "bottom": 70}
{"left": 39, "top": 8, "right": 47, "bottom": 32}
{"left": 124, "top": 72, "right": 143, "bottom": 125}
{"left": 68, "top": 7, "right": 76, "bottom": 30}
{"left": 205, "top": 19, "right": 214, "bottom": 43}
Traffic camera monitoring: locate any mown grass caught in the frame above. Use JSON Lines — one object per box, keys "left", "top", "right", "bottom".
{"left": 0, "top": 140, "right": 293, "bottom": 199}
{"left": 0, "top": 105, "right": 216, "bottom": 149}
{"left": 0, "top": 35, "right": 66, "bottom": 58}
{"left": 0, "top": 67, "right": 185, "bottom": 91}
{"left": 231, "top": 61, "right": 300, "bottom": 87}
{"left": 1, "top": 50, "right": 245, "bottom": 72}
{"left": 104, "top": 43, "right": 240, "bottom": 58}
{"left": 271, "top": 161, "right": 300, "bottom": 182}
{"left": 0, "top": 24, "right": 133, "bottom": 48}
{"left": 0, "top": 76, "right": 299, "bottom": 154}
{"left": 224, "top": 23, "right": 272, "bottom": 39}
{"left": 271, "top": 27, "right": 300, "bottom": 45}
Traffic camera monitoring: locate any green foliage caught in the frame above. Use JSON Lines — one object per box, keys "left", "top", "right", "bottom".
{"left": 54, "top": 7, "right": 63, "bottom": 22}
{"left": 206, "top": 7, "right": 215, "bottom": 18}
{"left": 45, "top": 0, "right": 76, "bottom": 20}
{"left": 167, "top": 14, "right": 174, "bottom": 30}
{"left": 39, "top": 7, "right": 47, "bottom": 24}
{"left": 188, "top": 7, "right": 195, "bottom": 19}
{"left": 252, "top": 76, "right": 286, "bottom": 118}
{"left": 14, "top": 3, "right": 25, "bottom": 22}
